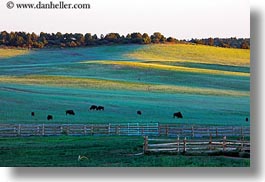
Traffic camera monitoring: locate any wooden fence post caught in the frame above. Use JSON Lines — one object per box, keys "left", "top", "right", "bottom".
{"left": 18, "top": 124, "right": 21, "bottom": 136}
{"left": 115, "top": 125, "right": 119, "bottom": 135}
{"left": 166, "top": 124, "right": 169, "bottom": 136}
{"left": 91, "top": 125, "right": 94, "bottom": 135}
{"left": 209, "top": 133, "right": 212, "bottom": 150}
{"left": 143, "top": 136, "right": 148, "bottom": 153}
{"left": 42, "top": 124, "right": 45, "bottom": 136}
{"left": 84, "top": 125, "right": 87, "bottom": 135}
{"left": 191, "top": 126, "right": 194, "bottom": 138}
{"left": 67, "top": 125, "right": 70, "bottom": 135}
{"left": 60, "top": 126, "right": 63, "bottom": 134}
{"left": 108, "top": 123, "right": 111, "bottom": 135}
{"left": 241, "top": 127, "right": 244, "bottom": 139}
{"left": 223, "top": 136, "right": 226, "bottom": 152}
{"left": 177, "top": 135, "right": 180, "bottom": 152}
{"left": 216, "top": 128, "right": 218, "bottom": 137}
{"left": 36, "top": 126, "right": 39, "bottom": 135}
{"left": 128, "top": 123, "right": 130, "bottom": 135}
{"left": 241, "top": 135, "right": 244, "bottom": 151}
{"left": 183, "top": 137, "right": 187, "bottom": 153}
{"left": 136, "top": 123, "right": 139, "bottom": 135}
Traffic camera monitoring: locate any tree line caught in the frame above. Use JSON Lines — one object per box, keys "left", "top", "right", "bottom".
{"left": 189, "top": 37, "right": 250, "bottom": 49}
{"left": 0, "top": 31, "right": 250, "bottom": 49}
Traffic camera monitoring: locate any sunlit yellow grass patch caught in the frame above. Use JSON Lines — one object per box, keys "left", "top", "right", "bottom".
{"left": 0, "top": 75, "right": 249, "bottom": 97}
{"left": 82, "top": 60, "right": 249, "bottom": 77}
{"left": 126, "top": 44, "right": 250, "bottom": 67}
{"left": 0, "top": 48, "right": 29, "bottom": 58}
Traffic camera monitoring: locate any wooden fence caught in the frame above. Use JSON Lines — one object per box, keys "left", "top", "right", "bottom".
{"left": 143, "top": 135, "right": 250, "bottom": 155}
{"left": 0, "top": 123, "right": 250, "bottom": 138}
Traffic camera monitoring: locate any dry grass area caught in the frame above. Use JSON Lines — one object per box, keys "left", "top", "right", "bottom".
{"left": 0, "top": 48, "right": 29, "bottom": 58}
{"left": 0, "top": 75, "right": 249, "bottom": 97}
{"left": 82, "top": 60, "right": 249, "bottom": 77}
{"left": 126, "top": 44, "right": 250, "bottom": 67}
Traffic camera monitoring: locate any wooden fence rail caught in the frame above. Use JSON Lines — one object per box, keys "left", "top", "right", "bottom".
{"left": 143, "top": 135, "right": 250, "bottom": 155}
{"left": 0, "top": 123, "right": 250, "bottom": 138}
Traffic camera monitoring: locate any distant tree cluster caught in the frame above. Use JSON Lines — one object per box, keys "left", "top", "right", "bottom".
{"left": 189, "top": 37, "right": 250, "bottom": 49}
{"left": 0, "top": 31, "right": 249, "bottom": 49}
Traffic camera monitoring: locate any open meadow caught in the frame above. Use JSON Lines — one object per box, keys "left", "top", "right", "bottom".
{"left": 0, "top": 44, "right": 250, "bottom": 125}
{"left": 0, "top": 135, "right": 250, "bottom": 167}
{"left": 0, "top": 44, "right": 250, "bottom": 166}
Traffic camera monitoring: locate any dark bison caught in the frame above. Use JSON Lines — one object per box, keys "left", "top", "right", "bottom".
{"left": 137, "top": 110, "right": 142, "bottom": 115}
{"left": 173, "top": 112, "right": 183, "bottom": 118}
{"left": 66, "top": 110, "right": 75, "bottom": 115}
{"left": 90, "top": 105, "right": 97, "bottom": 110}
{"left": 47, "top": 115, "right": 53, "bottom": 120}
{"left": 246, "top": 117, "right": 249, "bottom": 122}
{"left": 97, "top": 106, "right": 104, "bottom": 111}
{"left": 31, "top": 112, "right": 35, "bottom": 116}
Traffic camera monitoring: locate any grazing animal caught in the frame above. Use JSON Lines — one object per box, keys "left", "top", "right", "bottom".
{"left": 31, "top": 112, "right": 35, "bottom": 116}
{"left": 173, "top": 112, "right": 183, "bottom": 118}
{"left": 66, "top": 110, "right": 75, "bottom": 115}
{"left": 90, "top": 105, "right": 97, "bottom": 110}
{"left": 47, "top": 115, "right": 53, "bottom": 120}
{"left": 97, "top": 106, "right": 104, "bottom": 111}
{"left": 246, "top": 117, "right": 249, "bottom": 122}
{"left": 137, "top": 110, "right": 142, "bottom": 115}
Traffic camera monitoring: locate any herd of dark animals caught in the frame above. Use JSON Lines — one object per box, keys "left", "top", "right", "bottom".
{"left": 31, "top": 106, "right": 249, "bottom": 122}
{"left": 89, "top": 105, "right": 104, "bottom": 111}
{"left": 30, "top": 105, "right": 184, "bottom": 121}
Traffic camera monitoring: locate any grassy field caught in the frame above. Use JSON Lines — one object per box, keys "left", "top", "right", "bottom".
{"left": 127, "top": 44, "right": 250, "bottom": 66}
{"left": 0, "top": 48, "right": 29, "bottom": 58}
{"left": 0, "top": 135, "right": 250, "bottom": 167}
{"left": 0, "top": 44, "right": 250, "bottom": 166}
{"left": 82, "top": 60, "right": 249, "bottom": 77}
{"left": 0, "top": 45, "right": 250, "bottom": 125}
{"left": 0, "top": 75, "right": 249, "bottom": 96}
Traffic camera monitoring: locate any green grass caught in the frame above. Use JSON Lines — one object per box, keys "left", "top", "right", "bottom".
{"left": 127, "top": 44, "right": 250, "bottom": 66}
{"left": 82, "top": 60, "right": 249, "bottom": 77}
{"left": 0, "top": 45, "right": 250, "bottom": 167}
{"left": 0, "top": 135, "right": 250, "bottom": 167}
{"left": 0, "top": 75, "right": 249, "bottom": 97}
{"left": 0, "top": 48, "right": 29, "bottom": 58}
{"left": 0, "top": 83, "right": 250, "bottom": 125}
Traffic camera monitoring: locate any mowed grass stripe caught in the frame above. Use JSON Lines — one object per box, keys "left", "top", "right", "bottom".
{"left": 81, "top": 60, "right": 249, "bottom": 77}
{"left": 0, "top": 75, "right": 249, "bottom": 97}
{"left": 0, "top": 48, "right": 29, "bottom": 58}
{"left": 126, "top": 44, "right": 250, "bottom": 67}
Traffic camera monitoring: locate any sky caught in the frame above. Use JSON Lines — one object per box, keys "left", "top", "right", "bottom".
{"left": 0, "top": 0, "right": 250, "bottom": 39}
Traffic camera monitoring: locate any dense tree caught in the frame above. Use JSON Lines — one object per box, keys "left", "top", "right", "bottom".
{"left": 142, "top": 33, "right": 151, "bottom": 44}
{"left": 166, "top": 37, "right": 177, "bottom": 43}
{"left": 0, "top": 31, "right": 250, "bottom": 49}
{"left": 208, "top": 37, "right": 214, "bottom": 46}
{"left": 189, "top": 37, "right": 250, "bottom": 49}
{"left": 151, "top": 32, "right": 166, "bottom": 43}
{"left": 84, "top": 33, "right": 92, "bottom": 45}
{"left": 130, "top": 32, "right": 143, "bottom": 44}
{"left": 74, "top": 33, "right": 85, "bottom": 46}
{"left": 16, "top": 35, "right": 25, "bottom": 46}
{"left": 104, "top": 33, "right": 121, "bottom": 44}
